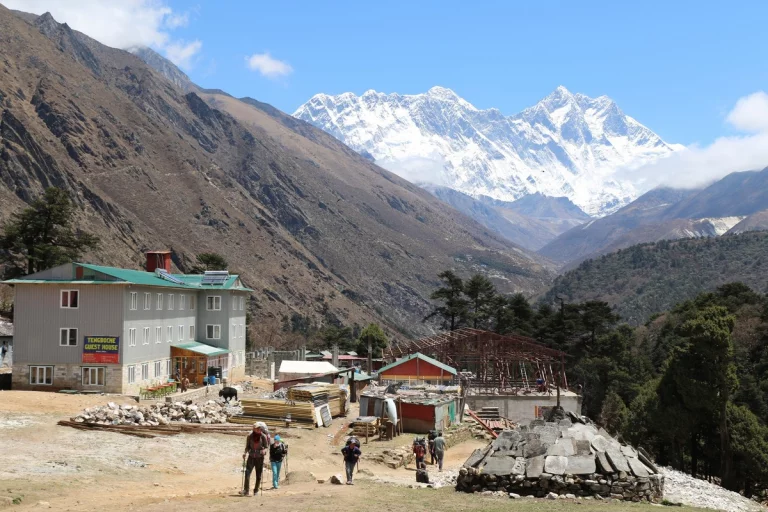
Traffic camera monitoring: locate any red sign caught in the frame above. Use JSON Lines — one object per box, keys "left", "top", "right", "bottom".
{"left": 82, "top": 336, "right": 120, "bottom": 364}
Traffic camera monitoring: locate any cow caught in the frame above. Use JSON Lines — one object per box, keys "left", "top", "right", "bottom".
{"left": 219, "top": 386, "right": 238, "bottom": 402}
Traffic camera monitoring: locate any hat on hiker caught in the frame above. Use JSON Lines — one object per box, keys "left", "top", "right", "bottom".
{"left": 253, "top": 423, "right": 261, "bottom": 429}
{"left": 274, "top": 435, "right": 281, "bottom": 441}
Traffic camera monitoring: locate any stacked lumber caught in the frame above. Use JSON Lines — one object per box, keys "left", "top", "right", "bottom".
{"left": 295, "top": 383, "right": 348, "bottom": 417}
{"left": 351, "top": 416, "right": 378, "bottom": 437}
{"left": 57, "top": 420, "right": 253, "bottom": 438}
{"left": 232, "top": 398, "right": 316, "bottom": 429}
{"left": 476, "top": 407, "right": 501, "bottom": 420}
{"left": 287, "top": 385, "right": 329, "bottom": 406}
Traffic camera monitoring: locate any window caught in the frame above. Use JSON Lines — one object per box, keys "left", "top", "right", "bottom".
{"left": 165, "top": 359, "right": 171, "bottom": 376}
{"left": 189, "top": 325, "right": 195, "bottom": 340}
{"left": 167, "top": 326, "right": 173, "bottom": 343}
{"left": 179, "top": 295, "right": 186, "bottom": 311}
{"left": 154, "top": 360, "right": 162, "bottom": 378}
{"left": 241, "top": 324, "right": 245, "bottom": 339}
{"left": 155, "top": 326, "right": 162, "bottom": 344}
{"left": 168, "top": 294, "right": 174, "bottom": 311}
{"left": 60, "top": 289, "right": 79, "bottom": 309}
{"left": 128, "top": 365, "right": 135, "bottom": 384}
{"left": 141, "top": 363, "right": 149, "bottom": 380}
{"left": 128, "top": 328, "right": 136, "bottom": 347}
{"left": 82, "top": 367, "right": 105, "bottom": 386}
{"left": 142, "top": 327, "right": 150, "bottom": 345}
{"left": 232, "top": 323, "right": 236, "bottom": 339}
{"left": 130, "top": 292, "right": 138, "bottom": 310}
{"left": 232, "top": 296, "right": 237, "bottom": 310}
{"left": 206, "top": 296, "right": 221, "bottom": 311}
{"left": 206, "top": 324, "right": 221, "bottom": 340}
{"left": 178, "top": 325, "right": 184, "bottom": 341}
{"left": 190, "top": 295, "right": 196, "bottom": 310}
{"left": 59, "top": 328, "right": 78, "bottom": 347}
{"left": 144, "top": 293, "right": 151, "bottom": 310}
{"left": 199, "top": 360, "right": 205, "bottom": 373}
{"left": 157, "top": 293, "right": 163, "bottom": 310}
{"left": 240, "top": 296, "right": 245, "bottom": 311}
{"left": 30, "top": 366, "right": 53, "bottom": 385}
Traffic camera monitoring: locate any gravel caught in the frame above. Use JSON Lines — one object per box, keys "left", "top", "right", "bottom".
{"left": 661, "top": 467, "right": 765, "bottom": 512}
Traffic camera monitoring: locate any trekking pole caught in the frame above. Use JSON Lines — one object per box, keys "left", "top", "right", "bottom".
{"left": 260, "top": 460, "right": 264, "bottom": 496}
{"left": 241, "top": 458, "right": 246, "bottom": 494}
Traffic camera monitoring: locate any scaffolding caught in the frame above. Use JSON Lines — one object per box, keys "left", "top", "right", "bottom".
{"left": 385, "top": 328, "right": 567, "bottom": 394}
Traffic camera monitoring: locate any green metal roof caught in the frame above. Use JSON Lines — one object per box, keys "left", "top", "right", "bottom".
{"left": 3, "top": 263, "right": 252, "bottom": 291}
{"left": 377, "top": 352, "right": 457, "bottom": 376}
{"left": 174, "top": 341, "right": 229, "bottom": 356}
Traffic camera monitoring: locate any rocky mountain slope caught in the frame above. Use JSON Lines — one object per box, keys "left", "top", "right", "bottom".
{"left": 540, "top": 167, "right": 768, "bottom": 266}
{"left": 294, "top": 86, "right": 682, "bottom": 216}
{"left": 544, "top": 231, "right": 768, "bottom": 325}
{"left": 1, "top": 7, "right": 553, "bottom": 340}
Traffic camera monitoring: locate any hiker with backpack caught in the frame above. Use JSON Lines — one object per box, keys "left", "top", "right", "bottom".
{"left": 241, "top": 423, "right": 269, "bottom": 496}
{"left": 341, "top": 438, "right": 361, "bottom": 485}
{"left": 412, "top": 437, "right": 427, "bottom": 469}
{"left": 269, "top": 435, "right": 287, "bottom": 489}
{"left": 433, "top": 431, "right": 446, "bottom": 472}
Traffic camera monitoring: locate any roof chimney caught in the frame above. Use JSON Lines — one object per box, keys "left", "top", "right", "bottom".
{"left": 146, "top": 250, "right": 172, "bottom": 273}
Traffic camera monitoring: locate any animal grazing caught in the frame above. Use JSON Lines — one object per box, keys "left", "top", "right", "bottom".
{"left": 219, "top": 386, "right": 238, "bottom": 402}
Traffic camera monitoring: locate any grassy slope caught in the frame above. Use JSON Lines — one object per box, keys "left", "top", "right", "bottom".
{"left": 545, "top": 231, "right": 768, "bottom": 325}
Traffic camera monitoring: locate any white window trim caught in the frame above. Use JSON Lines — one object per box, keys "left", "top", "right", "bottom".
{"left": 155, "top": 326, "right": 162, "bottom": 344}
{"left": 179, "top": 295, "right": 186, "bottom": 311}
{"left": 189, "top": 325, "right": 195, "bottom": 341}
{"left": 141, "top": 363, "right": 149, "bottom": 380}
{"left": 157, "top": 293, "right": 163, "bottom": 310}
{"left": 60, "top": 327, "right": 78, "bottom": 347}
{"left": 129, "top": 328, "right": 136, "bottom": 347}
{"left": 168, "top": 294, "right": 174, "bottom": 311}
{"left": 60, "top": 289, "right": 79, "bottom": 309}
{"left": 190, "top": 295, "right": 196, "bottom": 310}
{"left": 178, "top": 325, "right": 184, "bottom": 341}
{"left": 144, "top": 292, "right": 151, "bottom": 310}
{"left": 231, "top": 296, "right": 237, "bottom": 311}
{"left": 206, "top": 296, "right": 221, "bottom": 311}
{"left": 128, "top": 365, "right": 136, "bottom": 384}
{"left": 206, "top": 324, "right": 221, "bottom": 340}
{"left": 167, "top": 326, "right": 173, "bottom": 343}
{"left": 30, "top": 365, "right": 53, "bottom": 385}
{"left": 143, "top": 327, "right": 150, "bottom": 345}
{"left": 165, "top": 359, "right": 171, "bottom": 376}
{"left": 130, "top": 292, "right": 138, "bottom": 311}
{"left": 154, "top": 360, "right": 162, "bottom": 378}
{"left": 240, "top": 296, "right": 244, "bottom": 311}
{"left": 82, "top": 366, "right": 105, "bottom": 386}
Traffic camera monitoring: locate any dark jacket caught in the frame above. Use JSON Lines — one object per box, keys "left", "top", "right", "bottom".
{"left": 341, "top": 445, "right": 361, "bottom": 463}
{"left": 245, "top": 431, "right": 269, "bottom": 459}
{"left": 269, "top": 442, "right": 287, "bottom": 462}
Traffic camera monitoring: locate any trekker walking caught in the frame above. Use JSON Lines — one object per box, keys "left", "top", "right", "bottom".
{"left": 427, "top": 430, "right": 437, "bottom": 465}
{"left": 433, "top": 431, "right": 446, "bottom": 472}
{"left": 412, "top": 437, "right": 426, "bottom": 469}
{"left": 269, "top": 435, "right": 287, "bottom": 489}
{"left": 341, "top": 439, "right": 361, "bottom": 485}
{"left": 241, "top": 423, "right": 269, "bottom": 496}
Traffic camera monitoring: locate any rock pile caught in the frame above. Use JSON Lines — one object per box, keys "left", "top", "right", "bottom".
{"left": 456, "top": 418, "right": 664, "bottom": 502}
{"left": 71, "top": 400, "right": 243, "bottom": 426}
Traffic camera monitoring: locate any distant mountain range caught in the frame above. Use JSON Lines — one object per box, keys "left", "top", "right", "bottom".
{"left": 294, "top": 86, "right": 683, "bottom": 216}
{"left": 539, "top": 166, "right": 768, "bottom": 267}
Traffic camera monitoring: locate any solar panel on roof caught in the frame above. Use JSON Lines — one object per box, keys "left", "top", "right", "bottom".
{"left": 202, "top": 270, "right": 229, "bottom": 285}
{"left": 155, "top": 268, "right": 184, "bottom": 285}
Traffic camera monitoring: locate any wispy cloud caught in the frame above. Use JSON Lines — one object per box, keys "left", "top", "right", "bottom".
{"left": 245, "top": 52, "right": 293, "bottom": 79}
{"left": 620, "top": 91, "right": 768, "bottom": 191}
{"left": 1, "top": 0, "right": 202, "bottom": 69}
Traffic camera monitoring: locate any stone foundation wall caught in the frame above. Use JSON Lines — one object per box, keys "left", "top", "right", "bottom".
{"left": 456, "top": 466, "right": 664, "bottom": 502}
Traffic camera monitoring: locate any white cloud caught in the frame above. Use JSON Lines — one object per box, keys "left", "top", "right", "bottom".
{"left": 245, "top": 52, "right": 292, "bottom": 78}
{"left": 165, "top": 40, "right": 202, "bottom": 70}
{"left": 1, "top": 0, "right": 202, "bottom": 68}
{"left": 726, "top": 91, "right": 768, "bottom": 133}
{"left": 620, "top": 91, "right": 768, "bottom": 191}
{"left": 376, "top": 154, "right": 449, "bottom": 186}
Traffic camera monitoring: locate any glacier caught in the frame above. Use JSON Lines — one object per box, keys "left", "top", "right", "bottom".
{"left": 294, "top": 85, "right": 683, "bottom": 217}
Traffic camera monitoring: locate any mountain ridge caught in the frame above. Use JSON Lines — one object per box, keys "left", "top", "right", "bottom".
{"left": 294, "top": 85, "right": 682, "bottom": 216}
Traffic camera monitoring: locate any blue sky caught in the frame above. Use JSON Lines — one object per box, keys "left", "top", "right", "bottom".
{"left": 166, "top": 0, "right": 768, "bottom": 146}
{"left": 5, "top": 0, "right": 767, "bottom": 147}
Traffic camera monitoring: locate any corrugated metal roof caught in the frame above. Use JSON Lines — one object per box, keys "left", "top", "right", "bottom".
{"left": 4, "top": 263, "right": 253, "bottom": 291}
{"left": 174, "top": 341, "right": 229, "bottom": 356}
{"left": 278, "top": 360, "right": 338, "bottom": 374}
{"left": 378, "top": 352, "right": 457, "bottom": 376}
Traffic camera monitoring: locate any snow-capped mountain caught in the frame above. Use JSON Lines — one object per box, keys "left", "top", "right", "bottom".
{"left": 294, "top": 86, "right": 683, "bottom": 216}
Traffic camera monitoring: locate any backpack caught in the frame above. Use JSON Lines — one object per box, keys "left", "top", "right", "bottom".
{"left": 348, "top": 436, "right": 361, "bottom": 449}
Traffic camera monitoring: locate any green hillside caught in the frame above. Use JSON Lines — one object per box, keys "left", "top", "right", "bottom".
{"left": 544, "top": 231, "right": 768, "bottom": 325}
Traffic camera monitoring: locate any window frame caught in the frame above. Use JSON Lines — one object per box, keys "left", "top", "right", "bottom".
{"left": 206, "top": 295, "right": 221, "bottom": 311}
{"left": 240, "top": 296, "right": 245, "bottom": 311}
{"left": 167, "top": 326, "right": 173, "bottom": 343}
{"left": 165, "top": 359, "right": 171, "bottom": 376}
{"left": 144, "top": 292, "right": 151, "bottom": 310}
{"left": 141, "top": 363, "right": 149, "bottom": 380}
{"left": 178, "top": 325, "right": 184, "bottom": 341}
{"left": 130, "top": 292, "right": 138, "bottom": 311}
{"left": 142, "top": 327, "right": 150, "bottom": 345}
{"left": 30, "top": 365, "right": 53, "bottom": 385}
{"left": 59, "top": 327, "right": 78, "bottom": 347}
{"left": 190, "top": 295, "right": 196, "bottom": 310}
{"left": 189, "top": 325, "right": 195, "bottom": 341}
{"left": 128, "top": 328, "right": 136, "bottom": 347}
{"left": 154, "top": 360, "right": 162, "bottom": 378}
{"left": 232, "top": 296, "right": 237, "bottom": 311}
{"left": 128, "top": 365, "right": 136, "bottom": 384}
{"left": 60, "top": 289, "right": 79, "bottom": 309}
{"left": 206, "top": 324, "right": 221, "bottom": 340}
{"left": 155, "top": 326, "right": 162, "bottom": 344}
{"left": 179, "top": 294, "right": 186, "bottom": 311}
{"left": 157, "top": 293, "right": 163, "bottom": 310}
{"left": 82, "top": 366, "right": 105, "bottom": 386}
{"left": 167, "top": 294, "right": 174, "bottom": 311}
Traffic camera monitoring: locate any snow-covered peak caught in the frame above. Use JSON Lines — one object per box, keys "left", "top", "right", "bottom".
{"left": 293, "top": 86, "right": 681, "bottom": 216}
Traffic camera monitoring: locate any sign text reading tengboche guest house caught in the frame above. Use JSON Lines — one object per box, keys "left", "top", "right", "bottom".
{"left": 82, "top": 336, "right": 120, "bottom": 364}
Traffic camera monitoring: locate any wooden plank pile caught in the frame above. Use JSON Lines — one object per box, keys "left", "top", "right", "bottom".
{"left": 351, "top": 416, "right": 378, "bottom": 438}
{"left": 289, "top": 383, "right": 348, "bottom": 417}
{"left": 230, "top": 398, "right": 316, "bottom": 429}
{"left": 58, "top": 420, "right": 252, "bottom": 438}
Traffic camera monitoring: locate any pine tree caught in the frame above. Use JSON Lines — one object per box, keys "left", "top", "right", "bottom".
{"left": 425, "top": 270, "right": 468, "bottom": 331}
{"left": 464, "top": 274, "right": 496, "bottom": 328}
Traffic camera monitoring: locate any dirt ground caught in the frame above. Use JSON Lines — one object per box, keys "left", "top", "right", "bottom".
{"left": 0, "top": 390, "right": 703, "bottom": 512}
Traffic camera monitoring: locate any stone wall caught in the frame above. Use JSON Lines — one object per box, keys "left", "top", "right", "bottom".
{"left": 465, "top": 394, "right": 582, "bottom": 423}
{"left": 162, "top": 383, "right": 223, "bottom": 403}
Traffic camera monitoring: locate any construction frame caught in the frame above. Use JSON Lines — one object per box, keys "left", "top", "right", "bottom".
{"left": 386, "top": 328, "right": 567, "bottom": 394}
